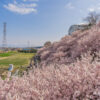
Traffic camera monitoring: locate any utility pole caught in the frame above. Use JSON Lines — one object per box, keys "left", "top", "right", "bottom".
{"left": 2, "top": 22, "right": 7, "bottom": 48}
{"left": 28, "top": 41, "right": 30, "bottom": 48}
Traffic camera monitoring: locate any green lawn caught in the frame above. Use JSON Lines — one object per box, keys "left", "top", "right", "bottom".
{"left": 0, "top": 52, "right": 35, "bottom": 76}
{"left": 0, "top": 51, "right": 15, "bottom": 57}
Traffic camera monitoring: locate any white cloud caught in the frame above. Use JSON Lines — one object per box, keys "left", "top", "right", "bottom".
{"left": 65, "top": 3, "right": 75, "bottom": 10}
{"left": 20, "top": 3, "right": 37, "bottom": 8}
{"left": 4, "top": 0, "right": 38, "bottom": 15}
{"left": 88, "top": 8, "right": 95, "bottom": 12}
{"left": 88, "top": 4, "right": 100, "bottom": 12}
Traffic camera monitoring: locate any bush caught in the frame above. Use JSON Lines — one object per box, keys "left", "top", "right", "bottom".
{"left": 18, "top": 49, "right": 37, "bottom": 53}
{"left": 0, "top": 54, "right": 99, "bottom": 100}
{"left": 37, "top": 23, "right": 100, "bottom": 66}
{"left": 44, "top": 41, "right": 52, "bottom": 47}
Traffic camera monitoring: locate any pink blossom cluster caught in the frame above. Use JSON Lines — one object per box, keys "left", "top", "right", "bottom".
{"left": 37, "top": 23, "right": 100, "bottom": 66}
{"left": 0, "top": 54, "right": 100, "bottom": 100}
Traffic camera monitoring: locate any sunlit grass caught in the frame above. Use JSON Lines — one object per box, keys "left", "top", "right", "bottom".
{"left": 0, "top": 51, "right": 16, "bottom": 57}
{"left": 0, "top": 52, "right": 35, "bottom": 76}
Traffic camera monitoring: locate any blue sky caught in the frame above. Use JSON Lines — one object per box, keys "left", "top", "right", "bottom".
{"left": 0, "top": 0, "right": 100, "bottom": 47}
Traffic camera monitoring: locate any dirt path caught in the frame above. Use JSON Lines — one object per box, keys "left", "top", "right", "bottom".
{"left": 0, "top": 57, "right": 8, "bottom": 60}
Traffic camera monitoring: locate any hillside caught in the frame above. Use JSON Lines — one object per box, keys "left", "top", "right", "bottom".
{"left": 0, "top": 24, "right": 100, "bottom": 100}
{"left": 37, "top": 23, "right": 100, "bottom": 66}
{"left": 0, "top": 52, "right": 100, "bottom": 100}
{"left": 0, "top": 22, "right": 100, "bottom": 100}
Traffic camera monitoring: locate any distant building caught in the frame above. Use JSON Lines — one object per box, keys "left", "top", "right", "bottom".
{"left": 68, "top": 24, "right": 90, "bottom": 35}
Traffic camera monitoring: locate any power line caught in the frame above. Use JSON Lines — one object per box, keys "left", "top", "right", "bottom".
{"left": 28, "top": 41, "right": 30, "bottom": 47}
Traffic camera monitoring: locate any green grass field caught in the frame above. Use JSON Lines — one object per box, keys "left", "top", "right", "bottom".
{"left": 0, "top": 51, "right": 35, "bottom": 77}
{"left": 0, "top": 51, "right": 15, "bottom": 57}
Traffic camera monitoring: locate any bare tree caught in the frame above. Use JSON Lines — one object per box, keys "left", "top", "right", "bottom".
{"left": 84, "top": 12, "right": 100, "bottom": 25}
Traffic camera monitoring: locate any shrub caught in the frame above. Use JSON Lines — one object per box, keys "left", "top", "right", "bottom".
{"left": 37, "top": 23, "right": 100, "bottom": 66}
{"left": 0, "top": 54, "right": 100, "bottom": 100}
{"left": 44, "top": 41, "right": 52, "bottom": 47}
{"left": 18, "top": 49, "right": 37, "bottom": 53}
